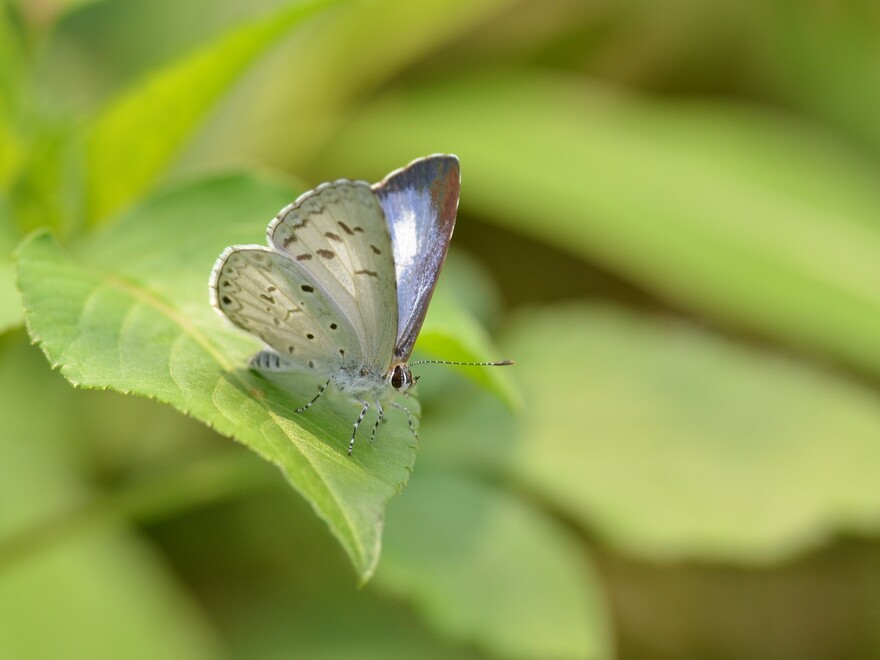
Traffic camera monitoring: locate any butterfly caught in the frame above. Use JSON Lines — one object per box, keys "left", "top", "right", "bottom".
{"left": 210, "top": 155, "right": 512, "bottom": 455}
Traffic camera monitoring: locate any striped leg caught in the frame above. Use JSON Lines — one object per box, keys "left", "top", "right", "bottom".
{"left": 369, "top": 397, "right": 385, "bottom": 444}
{"left": 390, "top": 400, "right": 419, "bottom": 443}
{"left": 349, "top": 399, "right": 370, "bottom": 456}
{"left": 295, "top": 379, "right": 330, "bottom": 414}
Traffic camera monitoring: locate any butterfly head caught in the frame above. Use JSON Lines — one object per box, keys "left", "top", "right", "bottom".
{"left": 389, "top": 363, "right": 418, "bottom": 392}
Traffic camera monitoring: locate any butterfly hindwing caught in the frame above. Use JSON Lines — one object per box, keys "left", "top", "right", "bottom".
{"left": 211, "top": 246, "right": 363, "bottom": 376}
{"left": 373, "top": 155, "right": 460, "bottom": 362}
{"left": 267, "top": 180, "right": 398, "bottom": 371}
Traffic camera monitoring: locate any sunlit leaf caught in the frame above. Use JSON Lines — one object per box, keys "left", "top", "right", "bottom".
{"left": 17, "top": 175, "right": 418, "bottom": 581}
{"left": 318, "top": 72, "right": 880, "bottom": 380}
{"left": 85, "top": 0, "right": 337, "bottom": 224}
{"left": 378, "top": 471, "right": 612, "bottom": 659}
{"left": 421, "top": 305, "right": 880, "bottom": 563}
{"left": 16, "top": 172, "right": 512, "bottom": 580}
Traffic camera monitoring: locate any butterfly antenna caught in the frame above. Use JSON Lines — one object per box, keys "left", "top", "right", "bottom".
{"left": 409, "top": 359, "right": 514, "bottom": 367}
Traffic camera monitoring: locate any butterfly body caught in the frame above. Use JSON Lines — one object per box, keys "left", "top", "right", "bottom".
{"left": 210, "top": 155, "right": 461, "bottom": 454}
{"left": 331, "top": 363, "right": 394, "bottom": 394}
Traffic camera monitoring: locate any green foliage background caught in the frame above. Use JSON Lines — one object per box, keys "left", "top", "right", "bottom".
{"left": 2, "top": 0, "right": 880, "bottom": 658}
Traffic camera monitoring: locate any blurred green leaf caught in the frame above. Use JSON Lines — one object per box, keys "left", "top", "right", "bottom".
{"left": 16, "top": 175, "right": 417, "bottom": 582}
{"left": 318, "top": 72, "right": 880, "bottom": 380}
{"left": 753, "top": 2, "right": 880, "bottom": 156}
{"left": 421, "top": 305, "right": 880, "bottom": 563}
{"left": 0, "top": 204, "right": 22, "bottom": 333}
{"left": 436, "top": 251, "right": 503, "bottom": 328}
{"left": 417, "top": 282, "right": 521, "bottom": 412}
{"left": 0, "top": 9, "right": 22, "bottom": 118}
{"left": 152, "top": 482, "right": 484, "bottom": 660}
{"left": 0, "top": 37, "right": 23, "bottom": 190}
{"left": 85, "top": 0, "right": 337, "bottom": 224}
{"left": 0, "top": 335, "right": 225, "bottom": 660}
{"left": 0, "top": 123, "right": 21, "bottom": 191}
{"left": 191, "top": 0, "right": 522, "bottom": 170}
{"left": 378, "top": 470, "right": 612, "bottom": 660}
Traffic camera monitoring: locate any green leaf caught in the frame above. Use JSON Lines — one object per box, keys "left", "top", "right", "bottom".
{"left": 0, "top": 203, "right": 23, "bottom": 333}
{"left": 317, "top": 72, "right": 880, "bottom": 380}
{"left": 435, "top": 251, "right": 503, "bottom": 328}
{"left": 0, "top": 335, "right": 225, "bottom": 660}
{"left": 0, "top": 14, "right": 23, "bottom": 190}
{"left": 377, "top": 471, "right": 612, "bottom": 660}
{"left": 16, "top": 174, "right": 418, "bottom": 582}
{"left": 0, "top": 10, "right": 22, "bottom": 121}
{"left": 753, "top": 2, "right": 880, "bottom": 156}
{"left": 153, "top": 479, "right": 485, "bottom": 659}
{"left": 213, "top": 0, "right": 523, "bottom": 168}
{"left": 417, "top": 280, "right": 521, "bottom": 412}
{"left": 85, "top": 0, "right": 336, "bottom": 224}
{"left": 421, "top": 305, "right": 880, "bottom": 564}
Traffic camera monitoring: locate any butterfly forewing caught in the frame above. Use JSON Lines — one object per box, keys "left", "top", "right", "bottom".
{"left": 212, "top": 246, "right": 363, "bottom": 375}
{"left": 374, "top": 155, "right": 460, "bottom": 362}
{"left": 268, "top": 181, "right": 398, "bottom": 371}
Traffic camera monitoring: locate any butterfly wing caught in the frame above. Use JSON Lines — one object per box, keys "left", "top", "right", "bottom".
{"left": 267, "top": 180, "right": 398, "bottom": 372}
{"left": 373, "top": 154, "right": 460, "bottom": 362}
{"left": 211, "top": 246, "right": 364, "bottom": 376}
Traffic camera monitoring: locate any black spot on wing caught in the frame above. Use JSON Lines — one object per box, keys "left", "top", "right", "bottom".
{"left": 370, "top": 244, "right": 381, "bottom": 255}
{"left": 296, "top": 253, "right": 312, "bottom": 261}
{"left": 324, "top": 231, "right": 342, "bottom": 242}
{"left": 338, "top": 221, "right": 354, "bottom": 235}
{"left": 301, "top": 285, "right": 314, "bottom": 293}
{"left": 355, "top": 269, "right": 379, "bottom": 278}
{"left": 317, "top": 249, "right": 335, "bottom": 259}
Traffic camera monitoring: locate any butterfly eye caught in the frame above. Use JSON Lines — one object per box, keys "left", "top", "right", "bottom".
{"left": 391, "top": 365, "right": 405, "bottom": 389}
{"left": 391, "top": 365, "right": 415, "bottom": 390}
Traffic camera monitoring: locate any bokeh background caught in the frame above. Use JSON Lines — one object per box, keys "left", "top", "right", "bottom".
{"left": 3, "top": 1, "right": 880, "bottom": 658}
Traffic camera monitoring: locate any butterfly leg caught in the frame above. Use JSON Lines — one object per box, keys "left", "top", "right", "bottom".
{"left": 349, "top": 399, "right": 370, "bottom": 456}
{"left": 295, "top": 379, "right": 331, "bottom": 414}
{"left": 369, "top": 396, "right": 384, "bottom": 444}
{"left": 390, "top": 400, "right": 419, "bottom": 443}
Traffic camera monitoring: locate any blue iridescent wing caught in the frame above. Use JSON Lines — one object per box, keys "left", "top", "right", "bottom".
{"left": 373, "top": 154, "right": 460, "bottom": 362}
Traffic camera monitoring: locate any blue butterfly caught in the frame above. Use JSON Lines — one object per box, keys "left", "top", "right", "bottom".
{"left": 210, "top": 155, "right": 511, "bottom": 454}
